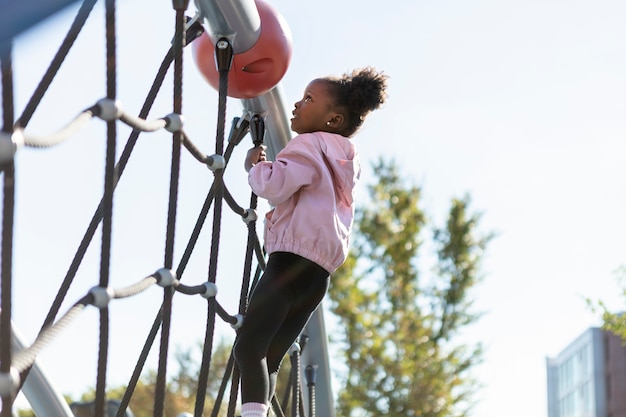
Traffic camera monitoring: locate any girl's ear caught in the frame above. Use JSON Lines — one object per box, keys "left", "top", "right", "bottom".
{"left": 327, "top": 113, "right": 344, "bottom": 128}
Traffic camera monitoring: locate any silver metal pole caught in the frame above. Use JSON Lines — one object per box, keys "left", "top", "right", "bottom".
{"left": 242, "top": 84, "right": 292, "bottom": 159}
{"left": 192, "top": 0, "right": 261, "bottom": 54}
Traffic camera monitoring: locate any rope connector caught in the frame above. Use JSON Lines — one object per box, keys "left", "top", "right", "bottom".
{"left": 228, "top": 116, "right": 251, "bottom": 146}
{"left": 242, "top": 208, "right": 257, "bottom": 223}
{"left": 201, "top": 282, "right": 218, "bottom": 299}
{"left": 288, "top": 341, "right": 301, "bottom": 355}
{"left": 164, "top": 113, "right": 184, "bottom": 132}
{"left": 230, "top": 314, "right": 244, "bottom": 330}
{"left": 215, "top": 37, "right": 233, "bottom": 72}
{"left": 0, "top": 367, "right": 21, "bottom": 397}
{"left": 305, "top": 364, "right": 318, "bottom": 385}
{"left": 171, "top": 0, "right": 189, "bottom": 10}
{"left": 0, "top": 130, "right": 21, "bottom": 164}
{"left": 206, "top": 154, "right": 226, "bottom": 171}
{"left": 89, "top": 286, "right": 116, "bottom": 309}
{"left": 155, "top": 268, "right": 178, "bottom": 287}
{"left": 96, "top": 98, "right": 123, "bottom": 121}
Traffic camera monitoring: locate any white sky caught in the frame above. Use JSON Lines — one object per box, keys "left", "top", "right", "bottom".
{"left": 5, "top": 0, "right": 626, "bottom": 416}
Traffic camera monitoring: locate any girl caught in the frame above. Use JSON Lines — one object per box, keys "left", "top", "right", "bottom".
{"left": 235, "top": 67, "right": 388, "bottom": 417}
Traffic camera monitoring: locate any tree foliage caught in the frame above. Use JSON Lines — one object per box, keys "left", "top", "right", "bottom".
{"left": 328, "top": 158, "right": 491, "bottom": 417}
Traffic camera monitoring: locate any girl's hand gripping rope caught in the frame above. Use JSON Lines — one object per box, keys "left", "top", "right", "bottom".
{"left": 245, "top": 145, "right": 266, "bottom": 172}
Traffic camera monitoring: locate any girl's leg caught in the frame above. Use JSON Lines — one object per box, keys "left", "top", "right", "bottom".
{"left": 266, "top": 262, "right": 329, "bottom": 401}
{"left": 233, "top": 252, "right": 329, "bottom": 406}
{"left": 234, "top": 253, "right": 293, "bottom": 404}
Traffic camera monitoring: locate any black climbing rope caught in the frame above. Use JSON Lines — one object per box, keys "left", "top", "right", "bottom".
{"left": 0, "top": 2, "right": 314, "bottom": 417}
{"left": 0, "top": 40, "right": 16, "bottom": 417}
{"left": 15, "top": 0, "right": 98, "bottom": 129}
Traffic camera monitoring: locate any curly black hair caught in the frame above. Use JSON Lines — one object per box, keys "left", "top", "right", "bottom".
{"left": 322, "top": 67, "right": 388, "bottom": 137}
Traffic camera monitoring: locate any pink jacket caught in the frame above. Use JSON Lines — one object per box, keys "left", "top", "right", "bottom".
{"left": 248, "top": 131, "right": 360, "bottom": 273}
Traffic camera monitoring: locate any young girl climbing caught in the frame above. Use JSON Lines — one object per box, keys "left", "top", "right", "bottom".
{"left": 235, "top": 66, "right": 388, "bottom": 417}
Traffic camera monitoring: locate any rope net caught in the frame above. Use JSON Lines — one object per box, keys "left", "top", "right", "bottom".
{"left": 0, "top": 1, "right": 318, "bottom": 416}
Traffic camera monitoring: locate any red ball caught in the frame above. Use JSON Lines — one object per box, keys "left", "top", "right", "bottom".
{"left": 192, "top": 0, "right": 293, "bottom": 99}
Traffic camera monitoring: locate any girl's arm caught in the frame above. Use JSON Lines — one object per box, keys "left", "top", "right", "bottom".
{"left": 248, "top": 139, "right": 320, "bottom": 205}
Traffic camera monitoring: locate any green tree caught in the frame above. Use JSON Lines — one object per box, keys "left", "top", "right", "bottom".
{"left": 328, "top": 159, "right": 490, "bottom": 417}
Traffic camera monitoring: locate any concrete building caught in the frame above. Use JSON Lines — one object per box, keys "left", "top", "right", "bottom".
{"left": 546, "top": 327, "right": 626, "bottom": 417}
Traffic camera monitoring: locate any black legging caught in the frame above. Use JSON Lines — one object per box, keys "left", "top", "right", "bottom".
{"left": 234, "top": 251, "right": 330, "bottom": 404}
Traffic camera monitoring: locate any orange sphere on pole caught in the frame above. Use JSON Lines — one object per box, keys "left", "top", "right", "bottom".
{"left": 192, "top": 0, "right": 293, "bottom": 99}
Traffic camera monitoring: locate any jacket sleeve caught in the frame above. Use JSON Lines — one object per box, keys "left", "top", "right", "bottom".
{"left": 248, "top": 137, "right": 321, "bottom": 205}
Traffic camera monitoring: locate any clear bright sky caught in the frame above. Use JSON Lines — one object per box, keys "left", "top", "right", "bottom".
{"left": 6, "top": 0, "right": 626, "bottom": 416}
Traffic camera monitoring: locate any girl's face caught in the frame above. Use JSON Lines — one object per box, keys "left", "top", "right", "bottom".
{"left": 290, "top": 79, "right": 337, "bottom": 135}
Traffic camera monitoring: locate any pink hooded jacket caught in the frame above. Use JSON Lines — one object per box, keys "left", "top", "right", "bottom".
{"left": 248, "top": 131, "right": 361, "bottom": 273}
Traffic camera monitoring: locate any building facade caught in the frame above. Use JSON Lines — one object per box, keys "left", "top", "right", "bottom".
{"left": 546, "top": 327, "right": 626, "bottom": 417}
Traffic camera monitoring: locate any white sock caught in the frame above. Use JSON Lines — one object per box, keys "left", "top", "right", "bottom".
{"left": 241, "top": 402, "right": 268, "bottom": 417}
